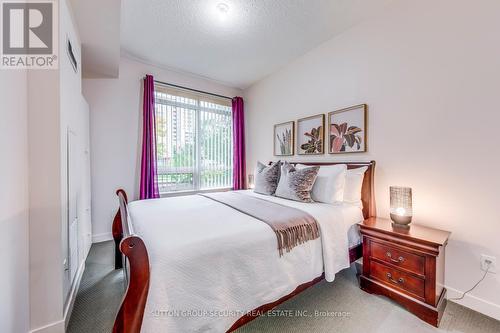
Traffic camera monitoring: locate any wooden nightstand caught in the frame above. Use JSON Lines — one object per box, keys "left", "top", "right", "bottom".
{"left": 359, "top": 217, "right": 451, "bottom": 327}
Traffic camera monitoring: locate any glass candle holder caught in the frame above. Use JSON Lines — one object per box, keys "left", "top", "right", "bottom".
{"left": 390, "top": 186, "right": 413, "bottom": 226}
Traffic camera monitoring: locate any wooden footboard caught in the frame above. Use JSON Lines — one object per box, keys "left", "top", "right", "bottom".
{"left": 112, "top": 215, "right": 123, "bottom": 269}
{"left": 113, "top": 235, "right": 150, "bottom": 333}
{"left": 112, "top": 189, "right": 129, "bottom": 269}
{"left": 113, "top": 189, "right": 151, "bottom": 333}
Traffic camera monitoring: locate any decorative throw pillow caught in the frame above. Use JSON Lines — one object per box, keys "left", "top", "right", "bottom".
{"left": 275, "top": 162, "right": 319, "bottom": 202}
{"left": 254, "top": 161, "right": 281, "bottom": 195}
{"left": 296, "top": 164, "right": 347, "bottom": 204}
{"left": 343, "top": 166, "right": 368, "bottom": 207}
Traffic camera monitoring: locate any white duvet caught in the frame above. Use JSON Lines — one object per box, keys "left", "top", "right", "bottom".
{"left": 128, "top": 190, "right": 363, "bottom": 333}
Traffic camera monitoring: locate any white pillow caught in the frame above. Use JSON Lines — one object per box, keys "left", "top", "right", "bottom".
{"left": 296, "top": 164, "right": 347, "bottom": 204}
{"left": 343, "top": 166, "right": 368, "bottom": 207}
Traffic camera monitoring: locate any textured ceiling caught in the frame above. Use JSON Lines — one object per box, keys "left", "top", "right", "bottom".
{"left": 121, "top": 0, "right": 394, "bottom": 88}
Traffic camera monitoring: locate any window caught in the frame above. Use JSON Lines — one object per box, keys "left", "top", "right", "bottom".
{"left": 154, "top": 84, "right": 233, "bottom": 194}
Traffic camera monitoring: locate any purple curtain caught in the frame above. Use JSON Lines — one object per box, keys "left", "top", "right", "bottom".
{"left": 232, "top": 97, "right": 246, "bottom": 190}
{"left": 139, "top": 75, "right": 160, "bottom": 199}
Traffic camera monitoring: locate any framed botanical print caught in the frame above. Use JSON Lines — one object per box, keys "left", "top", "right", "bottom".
{"left": 297, "top": 114, "right": 325, "bottom": 155}
{"left": 328, "top": 104, "right": 367, "bottom": 154}
{"left": 274, "top": 121, "right": 294, "bottom": 156}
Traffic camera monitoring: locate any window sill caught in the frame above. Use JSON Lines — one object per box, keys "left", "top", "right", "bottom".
{"left": 159, "top": 187, "right": 233, "bottom": 198}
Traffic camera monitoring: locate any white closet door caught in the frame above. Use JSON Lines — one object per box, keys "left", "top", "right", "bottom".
{"left": 80, "top": 97, "right": 92, "bottom": 260}
{"left": 67, "top": 129, "right": 80, "bottom": 283}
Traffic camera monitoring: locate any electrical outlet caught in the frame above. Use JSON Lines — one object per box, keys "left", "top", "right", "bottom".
{"left": 480, "top": 254, "right": 496, "bottom": 273}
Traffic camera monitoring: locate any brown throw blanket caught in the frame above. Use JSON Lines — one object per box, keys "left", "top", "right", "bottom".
{"left": 200, "top": 192, "right": 320, "bottom": 256}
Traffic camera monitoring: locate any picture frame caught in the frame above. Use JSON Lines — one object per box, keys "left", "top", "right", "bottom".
{"left": 297, "top": 114, "right": 325, "bottom": 155}
{"left": 274, "top": 121, "right": 295, "bottom": 156}
{"left": 328, "top": 104, "right": 367, "bottom": 154}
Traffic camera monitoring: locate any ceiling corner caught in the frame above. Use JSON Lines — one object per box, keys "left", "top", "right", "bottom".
{"left": 70, "top": 0, "right": 121, "bottom": 78}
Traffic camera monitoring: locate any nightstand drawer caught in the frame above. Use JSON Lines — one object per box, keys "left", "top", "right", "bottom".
{"left": 369, "top": 260, "right": 425, "bottom": 299}
{"left": 370, "top": 241, "right": 425, "bottom": 275}
{"left": 360, "top": 218, "right": 451, "bottom": 327}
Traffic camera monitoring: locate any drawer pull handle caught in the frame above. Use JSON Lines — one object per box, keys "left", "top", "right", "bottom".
{"left": 386, "top": 252, "right": 404, "bottom": 263}
{"left": 386, "top": 272, "right": 405, "bottom": 284}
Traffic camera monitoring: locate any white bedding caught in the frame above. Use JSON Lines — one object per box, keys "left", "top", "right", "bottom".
{"left": 128, "top": 190, "right": 363, "bottom": 333}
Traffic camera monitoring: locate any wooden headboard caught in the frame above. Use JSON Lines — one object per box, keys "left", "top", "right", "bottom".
{"left": 270, "top": 161, "right": 376, "bottom": 220}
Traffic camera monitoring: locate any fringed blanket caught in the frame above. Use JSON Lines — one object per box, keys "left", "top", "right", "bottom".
{"left": 200, "top": 192, "right": 320, "bottom": 256}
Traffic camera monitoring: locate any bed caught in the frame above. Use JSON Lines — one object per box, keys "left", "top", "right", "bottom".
{"left": 112, "top": 161, "right": 375, "bottom": 333}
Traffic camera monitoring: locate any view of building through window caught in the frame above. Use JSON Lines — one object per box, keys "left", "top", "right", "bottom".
{"left": 154, "top": 85, "right": 233, "bottom": 193}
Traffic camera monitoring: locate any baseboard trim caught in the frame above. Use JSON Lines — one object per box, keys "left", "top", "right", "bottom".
{"left": 29, "top": 252, "right": 88, "bottom": 333}
{"left": 92, "top": 232, "right": 113, "bottom": 243}
{"left": 63, "top": 260, "right": 86, "bottom": 329}
{"left": 29, "top": 320, "right": 65, "bottom": 333}
{"left": 446, "top": 285, "right": 500, "bottom": 321}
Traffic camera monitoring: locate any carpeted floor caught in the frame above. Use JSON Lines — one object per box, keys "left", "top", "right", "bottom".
{"left": 68, "top": 241, "right": 500, "bottom": 333}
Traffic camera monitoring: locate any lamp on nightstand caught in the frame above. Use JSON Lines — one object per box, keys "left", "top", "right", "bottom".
{"left": 389, "top": 186, "right": 412, "bottom": 227}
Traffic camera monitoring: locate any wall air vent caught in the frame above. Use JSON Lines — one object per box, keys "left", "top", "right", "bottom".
{"left": 67, "top": 37, "right": 78, "bottom": 73}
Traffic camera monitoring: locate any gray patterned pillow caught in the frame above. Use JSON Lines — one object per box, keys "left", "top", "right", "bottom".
{"left": 275, "top": 162, "right": 319, "bottom": 202}
{"left": 254, "top": 161, "right": 281, "bottom": 195}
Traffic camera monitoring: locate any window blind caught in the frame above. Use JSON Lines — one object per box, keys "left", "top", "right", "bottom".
{"left": 154, "top": 84, "right": 233, "bottom": 194}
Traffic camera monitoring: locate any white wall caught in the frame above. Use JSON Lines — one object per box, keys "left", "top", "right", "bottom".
{"left": 0, "top": 71, "right": 30, "bottom": 333}
{"left": 28, "top": 67, "right": 63, "bottom": 333}
{"left": 28, "top": 0, "right": 91, "bottom": 331}
{"left": 83, "top": 56, "right": 242, "bottom": 242}
{"left": 244, "top": 0, "right": 500, "bottom": 320}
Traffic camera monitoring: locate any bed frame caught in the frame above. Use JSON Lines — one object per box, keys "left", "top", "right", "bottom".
{"left": 112, "top": 161, "right": 376, "bottom": 333}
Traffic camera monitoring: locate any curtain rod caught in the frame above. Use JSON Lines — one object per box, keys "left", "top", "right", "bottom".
{"left": 153, "top": 79, "right": 233, "bottom": 101}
